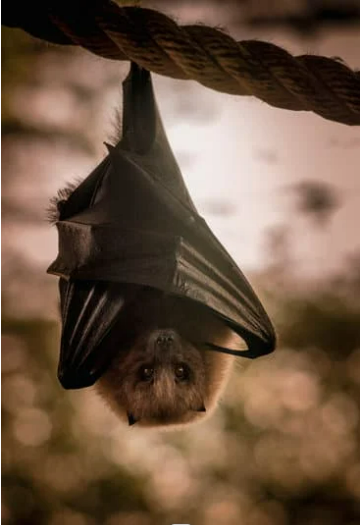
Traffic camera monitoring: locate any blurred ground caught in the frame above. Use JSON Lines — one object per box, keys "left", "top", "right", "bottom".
{"left": 2, "top": 2, "right": 360, "bottom": 524}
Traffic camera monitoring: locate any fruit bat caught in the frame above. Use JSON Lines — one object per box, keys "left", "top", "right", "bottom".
{"left": 48, "top": 62, "right": 276, "bottom": 427}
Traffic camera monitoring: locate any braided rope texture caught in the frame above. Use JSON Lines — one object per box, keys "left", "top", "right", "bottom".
{"left": 3, "top": 1, "right": 360, "bottom": 125}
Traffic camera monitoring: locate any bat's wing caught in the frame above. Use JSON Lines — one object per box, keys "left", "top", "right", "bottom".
{"left": 49, "top": 63, "right": 276, "bottom": 389}
{"left": 57, "top": 279, "right": 142, "bottom": 388}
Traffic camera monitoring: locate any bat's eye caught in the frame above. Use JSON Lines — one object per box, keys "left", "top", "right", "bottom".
{"left": 174, "top": 363, "right": 190, "bottom": 382}
{"left": 140, "top": 366, "right": 154, "bottom": 382}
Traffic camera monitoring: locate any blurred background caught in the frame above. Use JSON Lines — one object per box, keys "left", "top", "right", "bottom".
{"left": 2, "top": 1, "right": 360, "bottom": 524}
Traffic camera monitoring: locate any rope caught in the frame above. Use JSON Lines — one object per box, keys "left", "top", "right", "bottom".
{"left": 3, "top": 1, "right": 360, "bottom": 125}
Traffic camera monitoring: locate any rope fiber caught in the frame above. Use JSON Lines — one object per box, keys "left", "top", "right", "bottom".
{"left": 3, "top": 0, "right": 360, "bottom": 125}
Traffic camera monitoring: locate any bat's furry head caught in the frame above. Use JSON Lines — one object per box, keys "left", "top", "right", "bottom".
{"left": 96, "top": 291, "right": 241, "bottom": 428}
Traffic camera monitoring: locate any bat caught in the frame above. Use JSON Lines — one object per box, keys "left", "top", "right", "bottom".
{"left": 96, "top": 287, "right": 242, "bottom": 427}
{"left": 48, "top": 62, "right": 276, "bottom": 428}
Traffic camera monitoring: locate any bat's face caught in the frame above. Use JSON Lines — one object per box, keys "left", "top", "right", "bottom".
{"left": 99, "top": 328, "right": 206, "bottom": 426}
{"left": 96, "top": 291, "right": 238, "bottom": 428}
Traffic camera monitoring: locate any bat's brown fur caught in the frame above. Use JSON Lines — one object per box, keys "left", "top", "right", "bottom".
{"left": 96, "top": 290, "right": 245, "bottom": 428}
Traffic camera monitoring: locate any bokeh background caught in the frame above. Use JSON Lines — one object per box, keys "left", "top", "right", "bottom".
{"left": 2, "top": 1, "right": 360, "bottom": 524}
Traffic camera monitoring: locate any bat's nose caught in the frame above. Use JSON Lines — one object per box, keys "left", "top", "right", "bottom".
{"left": 155, "top": 330, "right": 176, "bottom": 348}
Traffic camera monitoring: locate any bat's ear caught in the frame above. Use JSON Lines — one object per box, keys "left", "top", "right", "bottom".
{"left": 127, "top": 413, "right": 139, "bottom": 426}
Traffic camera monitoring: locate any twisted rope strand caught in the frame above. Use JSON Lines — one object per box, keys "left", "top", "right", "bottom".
{"left": 3, "top": 2, "right": 360, "bottom": 125}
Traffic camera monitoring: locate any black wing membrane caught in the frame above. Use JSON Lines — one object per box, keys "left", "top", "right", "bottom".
{"left": 48, "top": 62, "right": 276, "bottom": 389}
{"left": 58, "top": 279, "right": 143, "bottom": 388}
